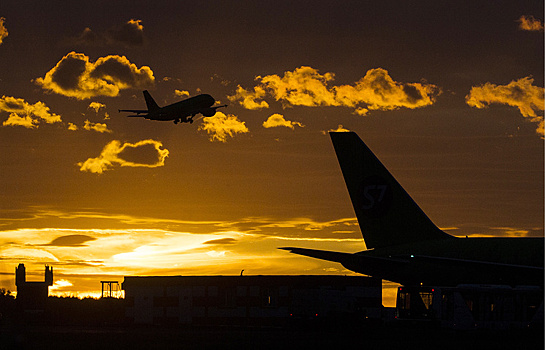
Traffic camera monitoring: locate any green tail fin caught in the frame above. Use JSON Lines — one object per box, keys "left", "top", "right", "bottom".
{"left": 330, "top": 132, "right": 452, "bottom": 249}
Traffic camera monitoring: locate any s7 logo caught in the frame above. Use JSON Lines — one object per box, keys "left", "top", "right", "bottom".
{"left": 361, "top": 185, "right": 388, "bottom": 210}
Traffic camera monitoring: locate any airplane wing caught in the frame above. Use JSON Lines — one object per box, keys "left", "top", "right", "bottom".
{"left": 409, "top": 254, "right": 544, "bottom": 271}
{"left": 119, "top": 109, "right": 148, "bottom": 114}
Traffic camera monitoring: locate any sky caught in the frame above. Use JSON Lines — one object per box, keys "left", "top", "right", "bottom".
{"left": 0, "top": 1, "right": 543, "bottom": 306}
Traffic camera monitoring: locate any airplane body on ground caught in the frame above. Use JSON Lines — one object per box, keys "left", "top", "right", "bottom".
{"left": 119, "top": 90, "right": 226, "bottom": 124}
{"left": 281, "top": 132, "right": 544, "bottom": 287}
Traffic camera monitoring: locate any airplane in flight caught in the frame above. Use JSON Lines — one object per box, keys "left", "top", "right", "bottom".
{"left": 281, "top": 132, "right": 544, "bottom": 287}
{"left": 119, "top": 90, "right": 227, "bottom": 124}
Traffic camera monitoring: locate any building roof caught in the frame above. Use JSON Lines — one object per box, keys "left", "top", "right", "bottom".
{"left": 122, "top": 275, "right": 380, "bottom": 289}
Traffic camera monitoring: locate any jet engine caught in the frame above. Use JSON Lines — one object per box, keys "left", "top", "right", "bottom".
{"left": 202, "top": 108, "right": 216, "bottom": 117}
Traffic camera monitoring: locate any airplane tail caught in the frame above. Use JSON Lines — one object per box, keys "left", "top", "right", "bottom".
{"left": 330, "top": 132, "right": 452, "bottom": 249}
{"left": 143, "top": 90, "right": 160, "bottom": 112}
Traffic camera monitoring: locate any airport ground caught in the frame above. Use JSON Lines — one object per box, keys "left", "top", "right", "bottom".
{"left": 1, "top": 323, "right": 543, "bottom": 350}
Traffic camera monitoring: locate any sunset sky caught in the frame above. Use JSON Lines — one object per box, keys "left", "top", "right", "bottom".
{"left": 0, "top": 1, "right": 543, "bottom": 306}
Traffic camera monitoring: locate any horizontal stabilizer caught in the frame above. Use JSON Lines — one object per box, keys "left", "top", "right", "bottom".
{"left": 279, "top": 247, "right": 408, "bottom": 277}
{"left": 279, "top": 247, "right": 356, "bottom": 263}
{"left": 119, "top": 109, "right": 148, "bottom": 114}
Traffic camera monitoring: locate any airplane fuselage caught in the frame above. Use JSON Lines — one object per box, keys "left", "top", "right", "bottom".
{"left": 148, "top": 94, "right": 216, "bottom": 122}
{"left": 120, "top": 91, "right": 226, "bottom": 124}
{"left": 351, "top": 237, "right": 544, "bottom": 287}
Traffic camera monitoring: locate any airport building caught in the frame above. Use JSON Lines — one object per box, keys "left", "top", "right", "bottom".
{"left": 122, "top": 275, "right": 382, "bottom": 326}
{"left": 395, "top": 284, "right": 544, "bottom": 330}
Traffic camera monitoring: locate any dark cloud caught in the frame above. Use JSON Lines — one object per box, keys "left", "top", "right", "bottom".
{"left": 106, "top": 19, "right": 145, "bottom": 47}
{"left": 47, "top": 234, "right": 96, "bottom": 247}
{"left": 74, "top": 27, "right": 102, "bottom": 46}
{"left": 402, "top": 84, "right": 424, "bottom": 103}
{"left": 50, "top": 54, "right": 87, "bottom": 90}
{"left": 202, "top": 238, "right": 237, "bottom": 245}
{"left": 71, "top": 19, "right": 144, "bottom": 48}
{"left": 90, "top": 56, "right": 149, "bottom": 87}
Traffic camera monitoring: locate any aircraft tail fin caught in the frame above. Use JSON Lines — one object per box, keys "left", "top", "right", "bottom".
{"left": 143, "top": 90, "right": 160, "bottom": 112}
{"left": 330, "top": 132, "right": 452, "bottom": 249}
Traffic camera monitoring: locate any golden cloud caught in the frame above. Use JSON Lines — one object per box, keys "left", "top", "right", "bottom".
{"left": 260, "top": 66, "right": 338, "bottom": 107}
{"left": 35, "top": 52, "right": 155, "bottom": 99}
{"left": 229, "top": 66, "right": 440, "bottom": 114}
{"left": 466, "top": 76, "right": 544, "bottom": 137}
{"left": 328, "top": 125, "right": 351, "bottom": 133}
{"left": 174, "top": 89, "right": 190, "bottom": 98}
{"left": 0, "top": 17, "right": 7, "bottom": 45}
{"left": 198, "top": 112, "right": 249, "bottom": 142}
{"left": 83, "top": 119, "right": 112, "bottom": 133}
{"left": 88, "top": 102, "right": 106, "bottom": 113}
{"left": 517, "top": 15, "right": 544, "bottom": 32}
{"left": 1, "top": 95, "right": 62, "bottom": 128}
{"left": 78, "top": 139, "right": 169, "bottom": 174}
{"left": 3, "top": 113, "right": 38, "bottom": 128}
{"left": 263, "top": 113, "right": 304, "bottom": 129}
{"left": 333, "top": 68, "right": 439, "bottom": 111}
{"left": 228, "top": 85, "right": 269, "bottom": 110}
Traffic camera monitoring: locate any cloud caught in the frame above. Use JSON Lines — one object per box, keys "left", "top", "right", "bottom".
{"left": 202, "top": 238, "right": 237, "bottom": 245}
{"left": 174, "top": 89, "right": 190, "bottom": 98}
{"left": 229, "top": 66, "right": 440, "bottom": 114}
{"left": 198, "top": 112, "right": 249, "bottom": 142}
{"left": 50, "top": 279, "right": 73, "bottom": 291}
{"left": 35, "top": 52, "right": 155, "bottom": 99}
{"left": 228, "top": 85, "right": 270, "bottom": 110}
{"left": 78, "top": 139, "right": 169, "bottom": 174}
{"left": 517, "top": 15, "right": 544, "bottom": 32}
{"left": 466, "top": 76, "right": 544, "bottom": 137}
{"left": 68, "top": 122, "right": 78, "bottom": 131}
{"left": 106, "top": 19, "right": 145, "bottom": 47}
{"left": 328, "top": 125, "right": 351, "bottom": 132}
{"left": 0, "top": 17, "right": 7, "bottom": 45}
{"left": 333, "top": 68, "right": 440, "bottom": 111}
{"left": 2, "top": 113, "right": 38, "bottom": 129}
{"left": 74, "top": 27, "right": 102, "bottom": 46}
{"left": 83, "top": 119, "right": 112, "bottom": 133}
{"left": 47, "top": 235, "right": 96, "bottom": 247}
{"left": 73, "top": 19, "right": 145, "bottom": 48}
{"left": 88, "top": 102, "right": 106, "bottom": 113}
{"left": 263, "top": 113, "right": 304, "bottom": 129}
{"left": 1, "top": 95, "right": 62, "bottom": 128}
{"left": 260, "top": 66, "right": 338, "bottom": 107}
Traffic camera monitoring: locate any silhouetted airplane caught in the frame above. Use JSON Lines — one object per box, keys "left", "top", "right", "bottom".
{"left": 281, "top": 132, "right": 544, "bottom": 287}
{"left": 119, "top": 90, "right": 227, "bottom": 124}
